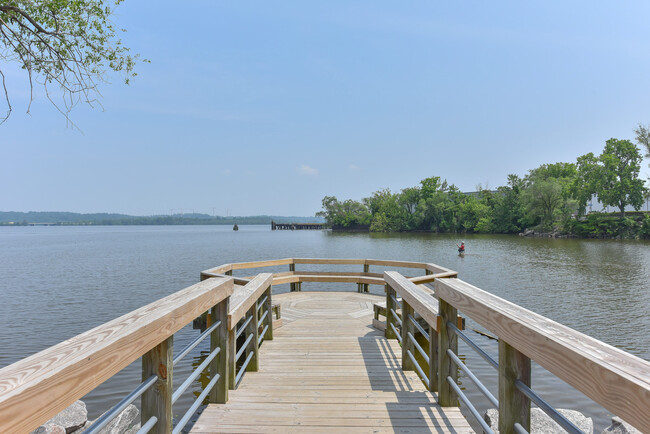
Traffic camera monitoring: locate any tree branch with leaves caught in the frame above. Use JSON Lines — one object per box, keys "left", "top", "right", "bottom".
{"left": 0, "top": 0, "right": 144, "bottom": 126}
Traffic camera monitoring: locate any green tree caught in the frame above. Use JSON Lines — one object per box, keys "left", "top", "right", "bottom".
{"left": 365, "top": 189, "right": 407, "bottom": 232}
{"left": 572, "top": 153, "right": 600, "bottom": 215}
{"left": 596, "top": 138, "right": 646, "bottom": 217}
{"left": 634, "top": 123, "right": 650, "bottom": 162}
{"left": 522, "top": 162, "right": 578, "bottom": 230}
{"left": 0, "top": 0, "right": 143, "bottom": 124}
{"left": 491, "top": 174, "right": 525, "bottom": 233}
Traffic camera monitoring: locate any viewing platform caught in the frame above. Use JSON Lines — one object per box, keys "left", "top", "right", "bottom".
{"left": 191, "top": 291, "right": 471, "bottom": 433}
{"left": 0, "top": 258, "right": 648, "bottom": 434}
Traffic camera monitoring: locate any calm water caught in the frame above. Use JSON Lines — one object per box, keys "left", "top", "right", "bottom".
{"left": 0, "top": 225, "right": 648, "bottom": 430}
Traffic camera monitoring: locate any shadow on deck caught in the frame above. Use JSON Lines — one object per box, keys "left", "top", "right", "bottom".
{"left": 189, "top": 292, "right": 472, "bottom": 433}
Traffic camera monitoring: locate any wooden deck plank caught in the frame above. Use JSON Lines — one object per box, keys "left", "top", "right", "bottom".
{"left": 190, "top": 292, "right": 473, "bottom": 433}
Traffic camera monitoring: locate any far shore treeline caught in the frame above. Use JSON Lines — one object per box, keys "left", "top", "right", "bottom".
{"left": 317, "top": 137, "right": 650, "bottom": 239}
{"left": 0, "top": 212, "right": 324, "bottom": 227}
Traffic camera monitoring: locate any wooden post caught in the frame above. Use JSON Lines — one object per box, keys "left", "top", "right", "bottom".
{"left": 141, "top": 336, "right": 173, "bottom": 433}
{"left": 363, "top": 264, "right": 370, "bottom": 292}
{"left": 246, "top": 305, "right": 260, "bottom": 372}
{"left": 437, "top": 299, "right": 458, "bottom": 407}
{"left": 499, "top": 341, "right": 531, "bottom": 434}
{"left": 289, "top": 263, "right": 295, "bottom": 292}
{"left": 426, "top": 269, "right": 433, "bottom": 275}
{"left": 385, "top": 284, "right": 396, "bottom": 339}
{"left": 264, "top": 286, "right": 273, "bottom": 341}
{"left": 401, "top": 301, "right": 415, "bottom": 371}
{"left": 210, "top": 297, "right": 229, "bottom": 403}
{"left": 225, "top": 270, "right": 232, "bottom": 276}
{"left": 428, "top": 322, "right": 439, "bottom": 392}
{"left": 228, "top": 323, "right": 236, "bottom": 390}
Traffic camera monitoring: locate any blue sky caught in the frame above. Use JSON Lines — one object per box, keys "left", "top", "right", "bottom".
{"left": 1, "top": 1, "right": 649, "bottom": 216}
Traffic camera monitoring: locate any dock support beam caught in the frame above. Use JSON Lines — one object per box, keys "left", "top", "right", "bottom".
{"left": 141, "top": 336, "right": 173, "bottom": 433}
{"left": 401, "top": 301, "right": 415, "bottom": 371}
{"left": 247, "top": 304, "right": 260, "bottom": 372}
{"left": 210, "top": 298, "right": 229, "bottom": 403}
{"left": 499, "top": 341, "right": 531, "bottom": 434}
{"left": 428, "top": 322, "right": 439, "bottom": 392}
{"left": 385, "top": 284, "right": 397, "bottom": 339}
{"left": 363, "top": 264, "right": 370, "bottom": 293}
{"left": 437, "top": 299, "right": 458, "bottom": 407}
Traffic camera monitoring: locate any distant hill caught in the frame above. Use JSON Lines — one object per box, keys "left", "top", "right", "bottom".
{"left": 0, "top": 211, "right": 324, "bottom": 226}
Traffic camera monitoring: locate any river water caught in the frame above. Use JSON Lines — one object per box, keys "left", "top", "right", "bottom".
{"left": 0, "top": 225, "right": 648, "bottom": 431}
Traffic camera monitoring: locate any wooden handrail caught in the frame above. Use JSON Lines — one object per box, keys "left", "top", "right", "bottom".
{"left": 0, "top": 276, "right": 233, "bottom": 434}
{"left": 385, "top": 271, "right": 440, "bottom": 330}
{"left": 434, "top": 277, "right": 650, "bottom": 433}
{"left": 202, "top": 258, "right": 455, "bottom": 274}
{"left": 228, "top": 273, "right": 273, "bottom": 329}
{"left": 201, "top": 258, "right": 457, "bottom": 292}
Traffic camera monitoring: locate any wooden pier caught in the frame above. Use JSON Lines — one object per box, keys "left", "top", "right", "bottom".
{"left": 1, "top": 257, "right": 649, "bottom": 434}
{"left": 271, "top": 221, "right": 325, "bottom": 230}
{"left": 191, "top": 292, "right": 471, "bottom": 433}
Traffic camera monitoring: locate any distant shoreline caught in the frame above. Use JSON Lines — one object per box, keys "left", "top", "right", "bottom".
{"left": 0, "top": 211, "right": 324, "bottom": 227}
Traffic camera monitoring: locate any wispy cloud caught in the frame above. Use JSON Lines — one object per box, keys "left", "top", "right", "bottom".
{"left": 298, "top": 164, "right": 319, "bottom": 175}
{"left": 349, "top": 164, "right": 360, "bottom": 170}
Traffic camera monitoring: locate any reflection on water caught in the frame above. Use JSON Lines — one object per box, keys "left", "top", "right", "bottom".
{"left": 0, "top": 226, "right": 648, "bottom": 430}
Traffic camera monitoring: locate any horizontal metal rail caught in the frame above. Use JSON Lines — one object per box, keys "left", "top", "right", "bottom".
{"left": 85, "top": 375, "right": 158, "bottom": 434}
{"left": 390, "top": 322, "right": 402, "bottom": 343}
{"left": 259, "top": 309, "right": 269, "bottom": 325}
{"left": 236, "top": 315, "right": 253, "bottom": 339}
{"left": 390, "top": 308, "right": 402, "bottom": 326}
{"left": 236, "top": 333, "right": 254, "bottom": 361}
{"left": 407, "top": 331, "right": 429, "bottom": 365}
{"left": 136, "top": 416, "right": 158, "bottom": 434}
{"left": 235, "top": 351, "right": 255, "bottom": 386}
{"left": 515, "top": 380, "right": 584, "bottom": 434}
{"left": 514, "top": 423, "right": 528, "bottom": 434}
{"left": 409, "top": 314, "right": 429, "bottom": 341}
{"left": 172, "top": 373, "right": 221, "bottom": 434}
{"left": 407, "top": 350, "right": 430, "bottom": 389}
{"left": 448, "top": 322, "right": 498, "bottom": 370}
{"left": 257, "top": 295, "right": 268, "bottom": 309}
{"left": 258, "top": 325, "right": 269, "bottom": 345}
{"left": 173, "top": 320, "right": 221, "bottom": 367}
{"left": 447, "top": 349, "right": 498, "bottom": 408}
{"left": 447, "top": 376, "right": 495, "bottom": 434}
{"left": 172, "top": 347, "right": 221, "bottom": 404}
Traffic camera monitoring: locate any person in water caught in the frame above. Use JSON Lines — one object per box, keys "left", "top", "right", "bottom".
{"left": 457, "top": 242, "right": 465, "bottom": 254}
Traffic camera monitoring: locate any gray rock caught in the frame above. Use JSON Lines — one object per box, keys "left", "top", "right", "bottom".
{"left": 32, "top": 424, "right": 67, "bottom": 434}
{"left": 32, "top": 401, "right": 88, "bottom": 434}
{"left": 601, "top": 417, "right": 642, "bottom": 434}
{"left": 80, "top": 404, "right": 139, "bottom": 434}
{"left": 484, "top": 408, "right": 593, "bottom": 434}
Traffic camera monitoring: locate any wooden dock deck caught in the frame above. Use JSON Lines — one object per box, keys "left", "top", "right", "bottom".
{"left": 190, "top": 291, "right": 473, "bottom": 433}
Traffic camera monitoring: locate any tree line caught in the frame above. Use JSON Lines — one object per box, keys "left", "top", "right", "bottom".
{"left": 317, "top": 133, "right": 650, "bottom": 238}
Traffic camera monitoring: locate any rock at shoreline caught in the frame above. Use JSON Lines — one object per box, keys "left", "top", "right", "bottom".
{"left": 601, "top": 417, "right": 642, "bottom": 434}
{"left": 31, "top": 401, "right": 88, "bottom": 434}
{"left": 484, "top": 408, "right": 593, "bottom": 433}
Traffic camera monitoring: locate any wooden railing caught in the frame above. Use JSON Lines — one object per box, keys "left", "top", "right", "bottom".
{"left": 0, "top": 276, "right": 233, "bottom": 434}
{"left": 384, "top": 271, "right": 650, "bottom": 434}
{"left": 201, "top": 257, "right": 457, "bottom": 293}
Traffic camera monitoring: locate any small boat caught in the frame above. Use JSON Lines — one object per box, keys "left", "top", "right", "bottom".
{"left": 233, "top": 224, "right": 239, "bottom": 231}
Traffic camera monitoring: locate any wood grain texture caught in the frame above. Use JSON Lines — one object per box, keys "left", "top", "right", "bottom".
{"left": 210, "top": 298, "right": 229, "bottom": 404}
{"left": 437, "top": 298, "right": 458, "bottom": 407}
{"left": 409, "top": 271, "right": 458, "bottom": 285}
{"left": 142, "top": 336, "right": 173, "bottom": 434}
{"left": 435, "top": 277, "right": 650, "bottom": 432}
{"left": 190, "top": 291, "right": 472, "bottom": 434}
{"left": 499, "top": 340, "right": 530, "bottom": 434}
{"left": 228, "top": 273, "right": 273, "bottom": 328}
{"left": 0, "top": 277, "right": 233, "bottom": 434}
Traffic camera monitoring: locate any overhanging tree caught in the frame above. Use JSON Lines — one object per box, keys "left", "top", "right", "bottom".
{"left": 0, "top": 0, "right": 143, "bottom": 125}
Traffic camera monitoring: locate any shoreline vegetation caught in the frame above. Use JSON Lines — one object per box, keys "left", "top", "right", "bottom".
{"left": 317, "top": 138, "right": 650, "bottom": 239}
{"left": 0, "top": 212, "right": 324, "bottom": 227}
